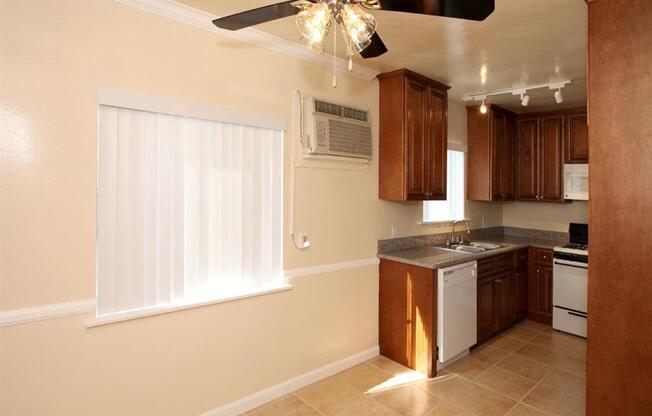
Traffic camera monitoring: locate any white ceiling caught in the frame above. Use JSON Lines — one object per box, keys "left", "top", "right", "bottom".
{"left": 179, "top": 0, "right": 588, "bottom": 112}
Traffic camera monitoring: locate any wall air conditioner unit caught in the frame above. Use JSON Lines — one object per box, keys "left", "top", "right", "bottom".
{"left": 303, "top": 97, "right": 372, "bottom": 160}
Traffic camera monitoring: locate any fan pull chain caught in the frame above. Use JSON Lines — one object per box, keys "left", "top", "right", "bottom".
{"left": 348, "top": 45, "right": 353, "bottom": 71}
{"left": 332, "top": 28, "right": 337, "bottom": 88}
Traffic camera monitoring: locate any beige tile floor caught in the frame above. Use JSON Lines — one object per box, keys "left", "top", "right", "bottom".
{"left": 245, "top": 320, "right": 586, "bottom": 416}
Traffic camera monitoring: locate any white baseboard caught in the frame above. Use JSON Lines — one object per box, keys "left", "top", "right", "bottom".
{"left": 198, "top": 346, "right": 380, "bottom": 416}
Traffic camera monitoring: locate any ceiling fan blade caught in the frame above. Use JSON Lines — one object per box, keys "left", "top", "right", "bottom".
{"left": 212, "top": 1, "right": 302, "bottom": 31}
{"left": 375, "top": 0, "right": 495, "bottom": 21}
{"left": 360, "top": 32, "right": 388, "bottom": 59}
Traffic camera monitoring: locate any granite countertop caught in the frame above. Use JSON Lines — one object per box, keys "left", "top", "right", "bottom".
{"left": 377, "top": 237, "right": 561, "bottom": 270}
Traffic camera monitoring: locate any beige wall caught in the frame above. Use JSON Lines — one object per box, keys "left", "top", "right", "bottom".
{"left": 0, "top": 1, "right": 580, "bottom": 415}
{"left": 502, "top": 201, "right": 589, "bottom": 232}
{"left": 1, "top": 1, "right": 380, "bottom": 414}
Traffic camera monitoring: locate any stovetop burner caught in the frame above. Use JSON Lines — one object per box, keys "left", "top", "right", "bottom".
{"left": 564, "top": 243, "right": 589, "bottom": 251}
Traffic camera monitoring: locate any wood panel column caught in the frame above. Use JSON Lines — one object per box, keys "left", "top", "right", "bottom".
{"left": 587, "top": 1, "right": 652, "bottom": 414}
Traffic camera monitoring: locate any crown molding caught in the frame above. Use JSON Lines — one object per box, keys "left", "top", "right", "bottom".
{"left": 114, "top": 0, "right": 380, "bottom": 81}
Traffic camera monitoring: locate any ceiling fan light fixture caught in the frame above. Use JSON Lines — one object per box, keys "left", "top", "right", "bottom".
{"left": 339, "top": 3, "right": 377, "bottom": 54}
{"left": 296, "top": 2, "right": 332, "bottom": 49}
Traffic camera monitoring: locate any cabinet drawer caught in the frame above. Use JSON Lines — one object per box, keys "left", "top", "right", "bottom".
{"left": 515, "top": 249, "right": 529, "bottom": 270}
{"left": 477, "top": 257, "right": 497, "bottom": 277}
{"left": 496, "top": 253, "right": 514, "bottom": 273}
{"left": 536, "top": 248, "right": 553, "bottom": 266}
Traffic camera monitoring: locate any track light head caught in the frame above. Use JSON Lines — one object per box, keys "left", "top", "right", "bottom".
{"left": 480, "top": 99, "right": 487, "bottom": 114}
{"left": 554, "top": 88, "right": 564, "bottom": 104}
{"left": 521, "top": 93, "right": 530, "bottom": 107}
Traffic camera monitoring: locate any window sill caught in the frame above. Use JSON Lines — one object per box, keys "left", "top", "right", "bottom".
{"left": 419, "top": 218, "right": 470, "bottom": 225}
{"left": 85, "top": 283, "right": 293, "bottom": 328}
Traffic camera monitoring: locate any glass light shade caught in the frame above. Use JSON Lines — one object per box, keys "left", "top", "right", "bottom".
{"left": 339, "top": 3, "right": 376, "bottom": 54}
{"left": 296, "top": 2, "right": 332, "bottom": 49}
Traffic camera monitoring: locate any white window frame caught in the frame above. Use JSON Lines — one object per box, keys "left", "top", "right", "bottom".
{"left": 422, "top": 147, "right": 466, "bottom": 224}
{"left": 88, "top": 89, "right": 290, "bottom": 328}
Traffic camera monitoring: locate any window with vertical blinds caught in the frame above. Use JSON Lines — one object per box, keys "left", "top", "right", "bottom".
{"left": 97, "top": 105, "right": 284, "bottom": 316}
{"left": 423, "top": 150, "right": 465, "bottom": 223}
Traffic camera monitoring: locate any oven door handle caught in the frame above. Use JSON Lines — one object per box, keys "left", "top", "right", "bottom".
{"left": 554, "top": 261, "right": 588, "bottom": 270}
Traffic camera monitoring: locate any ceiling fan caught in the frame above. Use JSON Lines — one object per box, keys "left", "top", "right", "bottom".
{"left": 213, "top": 1, "right": 495, "bottom": 59}
{"left": 213, "top": 0, "right": 494, "bottom": 86}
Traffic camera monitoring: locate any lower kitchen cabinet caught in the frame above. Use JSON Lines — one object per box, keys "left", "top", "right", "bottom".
{"left": 477, "top": 276, "right": 497, "bottom": 341}
{"left": 528, "top": 248, "right": 554, "bottom": 324}
{"left": 514, "top": 269, "right": 529, "bottom": 317}
{"left": 379, "top": 259, "right": 436, "bottom": 377}
{"left": 497, "top": 272, "right": 515, "bottom": 326}
{"left": 476, "top": 249, "right": 532, "bottom": 345}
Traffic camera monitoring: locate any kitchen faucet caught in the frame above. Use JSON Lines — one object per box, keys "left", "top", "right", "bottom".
{"left": 448, "top": 219, "right": 471, "bottom": 246}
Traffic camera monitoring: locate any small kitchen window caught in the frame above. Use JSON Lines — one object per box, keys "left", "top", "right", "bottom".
{"left": 423, "top": 149, "right": 465, "bottom": 223}
{"left": 94, "top": 97, "right": 286, "bottom": 323}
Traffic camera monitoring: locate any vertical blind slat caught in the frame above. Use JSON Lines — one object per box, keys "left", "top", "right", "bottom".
{"left": 97, "top": 106, "right": 283, "bottom": 314}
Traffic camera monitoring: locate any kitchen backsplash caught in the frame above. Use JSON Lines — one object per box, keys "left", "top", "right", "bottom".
{"left": 377, "top": 226, "right": 568, "bottom": 254}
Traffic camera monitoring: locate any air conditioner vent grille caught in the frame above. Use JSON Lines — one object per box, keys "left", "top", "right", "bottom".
{"left": 342, "top": 107, "right": 368, "bottom": 122}
{"left": 314, "top": 100, "right": 342, "bottom": 117}
{"left": 314, "top": 99, "right": 368, "bottom": 122}
{"left": 327, "top": 119, "right": 372, "bottom": 157}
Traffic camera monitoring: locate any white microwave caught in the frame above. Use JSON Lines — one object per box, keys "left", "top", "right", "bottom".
{"left": 564, "top": 164, "right": 589, "bottom": 200}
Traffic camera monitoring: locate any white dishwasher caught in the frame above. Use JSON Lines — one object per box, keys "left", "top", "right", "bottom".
{"left": 437, "top": 261, "right": 477, "bottom": 364}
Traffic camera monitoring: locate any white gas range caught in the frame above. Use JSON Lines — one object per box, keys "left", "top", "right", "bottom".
{"left": 553, "top": 223, "right": 588, "bottom": 338}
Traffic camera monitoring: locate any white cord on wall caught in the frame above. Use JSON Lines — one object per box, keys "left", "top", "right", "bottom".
{"left": 290, "top": 89, "right": 310, "bottom": 250}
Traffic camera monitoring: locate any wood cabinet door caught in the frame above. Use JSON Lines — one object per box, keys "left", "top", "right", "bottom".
{"left": 529, "top": 266, "right": 553, "bottom": 318}
{"left": 497, "top": 273, "right": 514, "bottom": 327}
{"left": 491, "top": 111, "right": 505, "bottom": 201}
{"left": 565, "top": 113, "right": 588, "bottom": 163}
{"left": 405, "top": 78, "right": 429, "bottom": 200}
{"left": 379, "top": 260, "right": 436, "bottom": 376}
{"left": 514, "top": 270, "right": 528, "bottom": 317}
{"left": 517, "top": 118, "right": 539, "bottom": 201}
{"left": 502, "top": 116, "right": 517, "bottom": 200}
{"left": 537, "top": 267, "right": 553, "bottom": 316}
{"left": 477, "top": 277, "right": 497, "bottom": 341}
{"left": 539, "top": 115, "right": 565, "bottom": 202}
{"left": 428, "top": 86, "right": 447, "bottom": 200}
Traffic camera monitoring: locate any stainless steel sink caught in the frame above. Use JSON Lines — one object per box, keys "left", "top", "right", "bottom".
{"left": 435, "top": 242, "right": 503, "bottom": 253}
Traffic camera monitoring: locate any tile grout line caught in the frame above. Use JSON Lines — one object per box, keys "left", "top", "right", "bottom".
{"left": 447, "top": 325, "right": 554, "bottom": 415}
{"left": 290, "top": 393, "right": 329, "bottom": 416}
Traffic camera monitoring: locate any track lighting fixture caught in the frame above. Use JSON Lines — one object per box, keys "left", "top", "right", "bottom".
{"left": 465, "top": 80, "right": 571, "bottom": 109}
{"left": 480, "top": 98, "right": 487, "bottom": 114}
{"left": 554, "top": 88, "right": 564, "bottom": 104}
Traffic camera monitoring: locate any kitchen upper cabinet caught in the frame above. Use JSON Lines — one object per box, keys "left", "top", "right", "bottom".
{"left": 539, "top": 115, "right": 565, "bottom": 202}
{"left": 516, "top": 115, "right": 564, "bottom": 202}
{"left": 515, "top": 108, "right": 588, "bottom": 202}
{"left": 405, "top": 79, "right": 429, "bottom": 199}
{"left": 429, "top": 87, "right": 448, "bottom": 200}
{"left": 517, "top": 118, "right": 540, "bottom": 201}
{"left": 467, "top": 105, "right": 517, "bottom": 201}
{"left": 565, "top": 112, "right": 589, "bottom": 163}
{"left": 378, "top": 69, "right": 450, "bottom": 201}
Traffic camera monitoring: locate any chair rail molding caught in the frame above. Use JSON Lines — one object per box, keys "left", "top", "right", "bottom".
{"left": 113, "top": 0, "right": 379, "bottom": 81}
{"left": 0, "top": 299, "right": 97, "bottom": 328}
{"left": 1, "top": 257, "right": 380, "bottom": 327}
